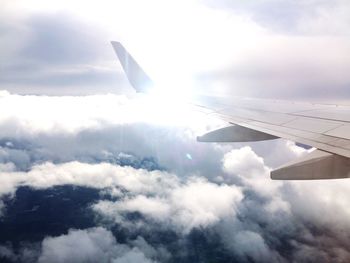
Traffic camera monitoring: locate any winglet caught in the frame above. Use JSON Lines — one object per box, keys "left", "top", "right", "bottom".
{"left": 111, "top": 41, "right": 154, "bottom": 93}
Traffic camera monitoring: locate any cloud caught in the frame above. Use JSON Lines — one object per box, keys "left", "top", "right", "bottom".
{"left": 0, "top": 156, "right": 242, "bottom": 233}
{"left": 0, "top": 227, "right": 168, "bottom": 263}
{"left": 2, "top": 138, "right": 350, "bottom": 261}
{"left": 197, "top": 35, "right": 350, "bottom": 99}
{"left": 0, "top": 90, "right": 214, "bottom": 135}
{"left": 231, "top": 231, "right": 284, "bottom": 263}
{"left": 2, "top": 1, "right": 349, "bottom": 99}
{"left": 189, "top": 1, "right": 350, "bottom": 100}
{"left": 204, "top": 0, "right": 350, "bottom": 35}
{"left": 0, "top": 91, "right": 229, "bottom": 180}
{"left": 222, "top": 146, "right": 285, "bottom": 200}
{"left": 0, "top": 243, "right": 40, "bottom": 263}
{"left": 0, "top": 201, "right": 4, "bottom": 217}
{"left": 223, "top": 146, "right": 266, "bottom": 176}
{"left": 0, "top": 245, "right": 17, "bottom": 262}
{"left": 0, "top": 11, "right": 129, "bottom": 95}
{"left": 209, "top": 146, "right": 350, "bottom": 262}
{"left": 37, "top": 227, "right": 160, "bottom": 263}
{"left": 0, "top": 161, "right": 179, "bottom": 197}
{"left": 3, "top": 91, "right": 350, "bottom": 261}
{"left": 286, "top": 180, "right": 350, "bottom": 232}
{"left": 93, "top": 177, "right": 243, "bottom": 233}
{"left": 22, "top": 15, "right": 103, "bottom": 65}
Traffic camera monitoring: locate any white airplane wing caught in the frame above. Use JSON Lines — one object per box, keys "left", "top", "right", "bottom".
{"left": 111, "top": 41, "right": 350, "bottom": 180}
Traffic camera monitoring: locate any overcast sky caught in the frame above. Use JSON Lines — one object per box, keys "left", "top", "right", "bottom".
{"left": 1, "top": 1, "right": 350, "bottom": 262}
{"left": 1, "top": 0, "right": 349, "bottom": 98}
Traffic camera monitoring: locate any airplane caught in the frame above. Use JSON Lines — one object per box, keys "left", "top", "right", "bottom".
{"left": 111, "top": 41, "right": 350, "bottom": 180}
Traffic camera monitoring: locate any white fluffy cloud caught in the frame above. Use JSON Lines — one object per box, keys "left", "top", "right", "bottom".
{"left": 287, "top": 180, "right": 350, "bottom": 233}
{"left": 1, "top": 227, "right": 169, "bottom": 263}
{"left": 222, "top": 146, "right": 285, "bottom": 202}
{"left": 0, "top": 91, "right": 213, "bottom": 135}
{"left": 223, "top": 146, "right": 266, "bottom": 176}
{"left": 38, "top": 227, "right": 159, "bottom": 263}
{"left": 0, "top": 90, "right": 231, "bottom": 181}
{"left": 0, "top": 159, "right": 243, "bottom": 233}
{"left": 0, "top": 161, "right": 178, "bottom": 197}
{"left": 1, "top": 141, "right": 350, "bottom": 261}
{"left": 93, "top": 178, "right": 243, "bottom": 233}
{"left": 2, "top": 92, "right": 350, "bottom": 261}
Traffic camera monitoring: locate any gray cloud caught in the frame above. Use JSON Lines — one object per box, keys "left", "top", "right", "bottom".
{"left": 203, "top": 0, "right": 350, "bottom": 35}
{"left": 0, "top": 11, "right": 131, "bottom": 95}
{"left": 1, "top": 1, "right": 349, "bottom": 100}
{"left": 22, "top": 14, "right": 102, "bottom": 64}
{"left": 193, "top": 0, "right": 350, "bottom": 100}
{"left": 0, "top": 243, "right": 40, "bottom": 263}
{"left": 196, "top": 35, "right": 350, "bottom": 100}
{"left": 0, "top": 227, "right": 164, "bottom": 263}
{"left": 0, "top": 245, "right": 17, "bottom": 262}
{"left": 38, "top": 227, "right": 159, "bottom": 263}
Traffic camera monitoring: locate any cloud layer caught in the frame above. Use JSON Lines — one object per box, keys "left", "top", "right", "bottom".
{"left": 1, "top": 92, "right": 350, "bottom": 262}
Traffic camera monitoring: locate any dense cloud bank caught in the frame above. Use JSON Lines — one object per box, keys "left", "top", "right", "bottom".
{"left": 1, "top": 92, "right": 350, "bottom": 262}
{"left": 0, "top": 227, "right": 165, "bottom": 263}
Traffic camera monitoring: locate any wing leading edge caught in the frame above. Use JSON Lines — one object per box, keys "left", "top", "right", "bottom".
{"left": 111, "top": 42, "right": 350, "bottom": 180}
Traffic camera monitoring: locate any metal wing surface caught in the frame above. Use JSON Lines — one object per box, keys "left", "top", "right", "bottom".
{"left": 195, "top": 96, "right": 350, "bottom": 158}
{"left": 193, "top": 96, "right": 350, "bottom": 179}
{"left": 111, "top": 41, "right": 350, "bottom": 180}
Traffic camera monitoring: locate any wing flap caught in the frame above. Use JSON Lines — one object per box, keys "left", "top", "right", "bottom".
{"left": 197, "top": 125, "right": 278, "bottom": 142}
{"left": 271, "top": 150, "right": 350, "bottom": 180}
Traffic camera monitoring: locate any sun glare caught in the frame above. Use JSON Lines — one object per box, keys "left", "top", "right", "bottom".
{"left": 129, "top": 89, "right": 201, "bottom": 128}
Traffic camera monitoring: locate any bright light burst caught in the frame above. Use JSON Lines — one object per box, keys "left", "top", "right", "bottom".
{"left": 3, "top": 0, "right": 261, "bottom": 132}
{"left": 126, "top": 90, "right": 205, "bottom": 128}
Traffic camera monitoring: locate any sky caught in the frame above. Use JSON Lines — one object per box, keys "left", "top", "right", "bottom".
{"left": 1, "top": 0, "right": 350, "bottom": 262}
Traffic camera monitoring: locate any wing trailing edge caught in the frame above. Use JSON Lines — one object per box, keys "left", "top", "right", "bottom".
{"left": 271, "top": 149, "right": 350, "bottom": 180}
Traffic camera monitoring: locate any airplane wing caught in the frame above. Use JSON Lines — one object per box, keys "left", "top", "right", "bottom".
{"left": 111, "top": 41, "right": 350, "bottom": 180}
